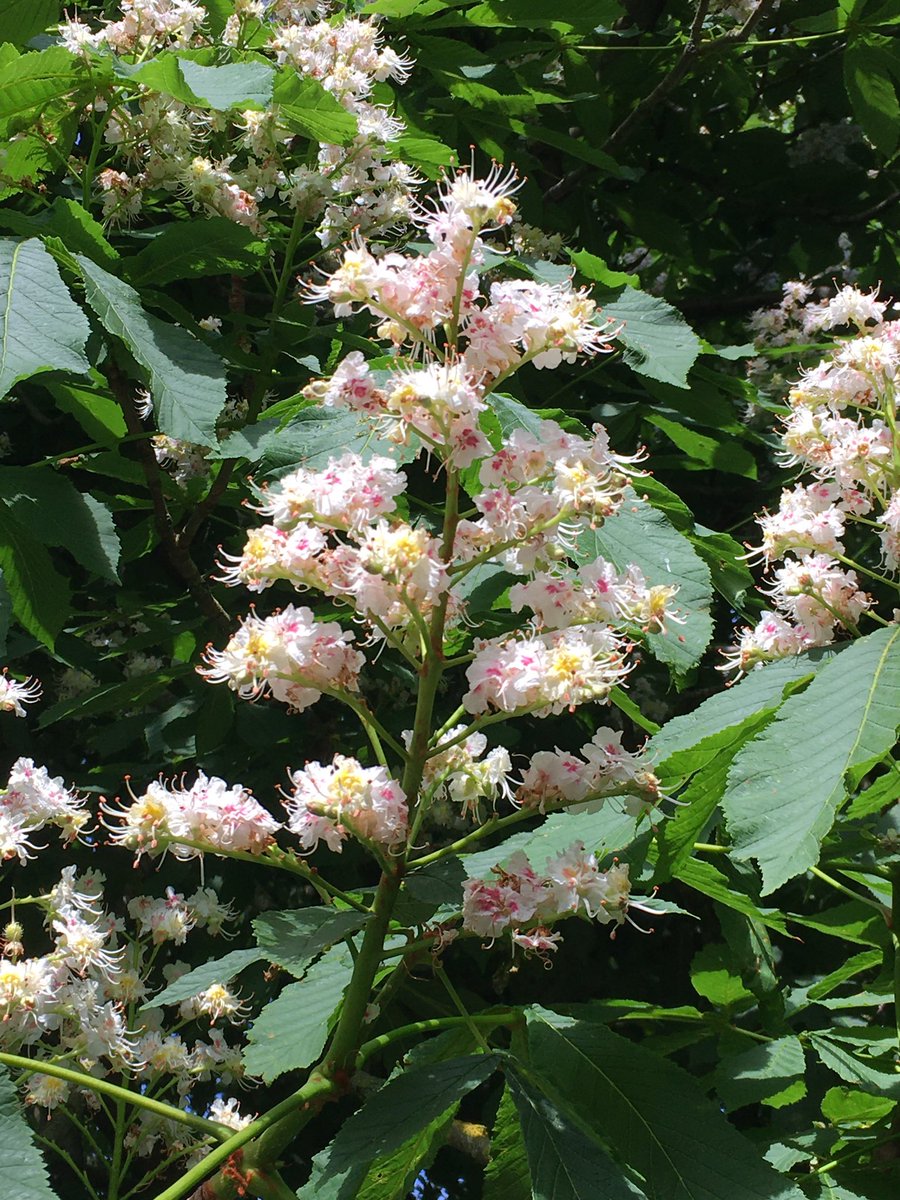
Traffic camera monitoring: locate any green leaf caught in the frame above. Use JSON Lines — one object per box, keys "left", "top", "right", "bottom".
{"left": 272, "top": 70, "right": 358, "bottom": 144}
{"left": 715, "top": 1037, "right": 806, "bottom": 1111}
{"left": 125, "top": 217, "right": 267, "bottom": 287}
{"left": 392, "top": 132, "right": 456, "bottom": 176}
{"left": 821, "top": 1087, "right": 895, "bottom": 1126}
{"left": 506, "top": 1070, "right": 646, "bottom": 1200}
{"left": 0, "top": 45, "right": 78, "bottom": 122}
{"left": 251, "top": 907, "right": 368, "bottom": 977}
{"left": 463, "top": 0, "right": 621, "bottom": 32}
{"left": 242, "top": 945, "right": 353, "bottom": 1082}
{"left": 723, "top": 626, "right": 900, "bottom": 893}
{"left": 645, "top": 413, "right": 757, "bottom": 479}
{"left": 45, "top": 380, "right": 128, "bottom": 447}
{"left": 115, "top": 53, "right": 200, "bottom": 106}
{"left": 844, "top": 39, "right": 900, "bottom": 156}
{"left": 0, "top": 198, "right": 118, "bottom": 268}
{"left": 143, "top": 947, "right": 264, "bottom": 1009}
{"left": 217, "top": 406, "right": 411, "bottom": 475}
{"left": 672, "top": 858, "right": 789, "bottom": 936}
{"left": 462, "top": 806, "right": 639, "bottom": 882}
{"left": 75, "top": 255, "right": 227, "bottom": 446}
{"left": 483, "top": 1085, "right": 531, "bottom": 1200}
{"left": 809, "top": 1032, "right": 900, "bottom": 1099}
{"left": 524, "top": 1008, "right": 806, "bottom": 1200}
{"left": 0, "top": 0, "right": 59, "bottom": 47}
{"left": 601, "top": 288, "right": 702, "bottom": 389}
{"left": 0, "top": 237, "right": 90, "bottom": 398}
{"left": 787, "top": 901, "right": 888, "bottom": 949}
{"left": 37, "top": 672, "right": 177, "bottom": 728}
{"left": 575, "top": 488, "right": 713, "bottom": 677}
{"left": 355, "top": 1106, "right": 456, "bottom": 1200}
{"left": 0, "top": 467, "right": 120, "bottom": 582}
{"left": 690, "top": 943, "right": 753, "bottom": 1007}
{"left": 654, "top": 708, "right": 774, "bottom": 881}
{"left": 649, "top": 648, "right": 842, "bottom": 774}
{"left": 571, "top": 248, "right": 637, "bottom": 289}
{"left": 176, "top": 57, "right": 274, "bottom": 109}
{"left": 0, "top": 499, "right": 69, "bottom": 648}
{"left": 485, "top": 391, "right": 588, "bottom": 443}
{"left": 297, "top": 1055, "right": 499, "bottom": 1200}
{"left": 845, "top": 765, "right": 900, "bottom": 818}
{"left": 0, "top": 1064, "right": 60, "bottom": 1199}
{"left": 807, "top": 949, "right": 882, "bottom": 1000}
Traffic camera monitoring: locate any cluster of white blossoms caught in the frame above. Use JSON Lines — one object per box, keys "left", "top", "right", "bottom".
{"left": 0, "top": 757, "right": 90, "bottom": 864}
{"left": 102, "top": 771, "right": 281, "bottom": 861}
{"left": 419, "top": 728, "right": 513, "bottom": 820}
{"left": 283, "top": 755, "right": 408, "bottom": 852}
{"left": 516, "top": 727, "right": 663, "bottom": 817}
{"left": 199, "top": 164, "right": 669, "bottom": 869}
{"left": 0, "top": 671, "right": 41, "bottom": 717}
{"left": 727, "top": 285, "right": 900, "bottom": 672}
{"left": 200, "top": 603, "right": 364, "bottom": 709}
{"left": 0, "top": 865, "right": 250, "bottom": 1136}
{"left": 62, "top": 1, "right": 418, "bottom": 243}
{"left": 462, "top": 843, "right": 633, "bottom": 954}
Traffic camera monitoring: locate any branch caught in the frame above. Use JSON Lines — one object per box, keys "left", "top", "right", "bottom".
{"left": 0, "top": 1052, "right": 228, "bottom": 1140}
{"left": 604, "top": 0, "right": 778, "bottom": 154}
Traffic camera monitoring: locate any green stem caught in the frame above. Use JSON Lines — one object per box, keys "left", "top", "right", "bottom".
{"left": 810, "top": 865, "right": 888, "bottom": 914}
{"left": 0, "top": 1053, "right": 228, "bottom": 1140}
{"left": 434, "top": 966, "right": 492, "bottom": 1052}
{"left": 34, "top": 1133, "right": 101, "bottom": 1200}
{"left": 82, "top": 101, "right": 114, "bottom": 206}
{"left": 272, "top": 205, "right": 307, "bottom": 320}
{"left": 423, "top": 704, "right": 545, "bottom": 759}
{"left": 408, "top": 808, "right": 533, "bottom": 868}
{"left": 892, "top": 864, "right": 900, "bottom": 1052}
{"left": 149, "top": 1072, "right": 336, "bottom": 1200}
{"left": 108, "top": 1098, "right": 127, "bottom": 1200}
{"left": 356, "top": 1013, "right": 516, "bottom": 1068}
{"left": 833, "top": 550, "right": 900, "bottom": 591}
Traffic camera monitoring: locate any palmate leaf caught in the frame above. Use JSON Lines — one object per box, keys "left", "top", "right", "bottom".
{"left": 143, "top": 947, "right": 264, "bottom": 1010}
{"left": 76, "top": 255, "right": 227, "bottom": 446}
{"left": 251, "top": 907, "right": 369, "bottom": 977}
{"left": 0, "top": 467, "right": 120, "bottom": 583}
{"left": 648, "top": 646, "right": 844, "bottom": 777}
{"left": 355, "top": 1105, "right": 457, "bottom": 1200}
{"left": 297, "top": 1055, "right": 499, "bottom": 1200}
{"left": 653, "top": 706, "right": 775, "bottom": 881}
{"left": 714, "top": 1037, "right": 807, "bottom": 1112}
{"left": 601, "top": 287, "right": 702, "bottom": 389}
{"left": 574, "top": 488, "right": 713, "bottom": 677}
{"left": 809, "top": 1033, "right": 900, "bottom": 1100}
{"left": 483, "top": 1085, "right": 531, "bottom": 1200}
{"left": 462, "top": 805, "right": 639, "bottom": 881}
{"left": 722, "top": 626, "right": 900, "bottom": 894}
{"left": 176, "top": 58, "right": 274, "bottom": 110}
{"left": 0, "top": 500, "right": 70, "bottom": 649}
{"left": 0, "top": 199, "right": 118, "bottom": 269}
{"left": 124, "top": 217, "right": 267, "bottom": 287}
{"left": 0, "top": 1065, "right": 60, "bottom": 1199}
{"left": 524, "top": 1008, "right": 805, "bottom": 1200}
{"left": 0, "top": 237, "right": 90, "bottom": 398}
{"left": 0, "top": 45, "right": 80, "bottom": 123}
{"left": 506, "top": 1071, "right": 646, "bottom": 1200}
{"left": 0, "top": 0, "right": 59, "bottom": 46}
{"left": 242, "top": 945, "right": 353, "bottom": 1083}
